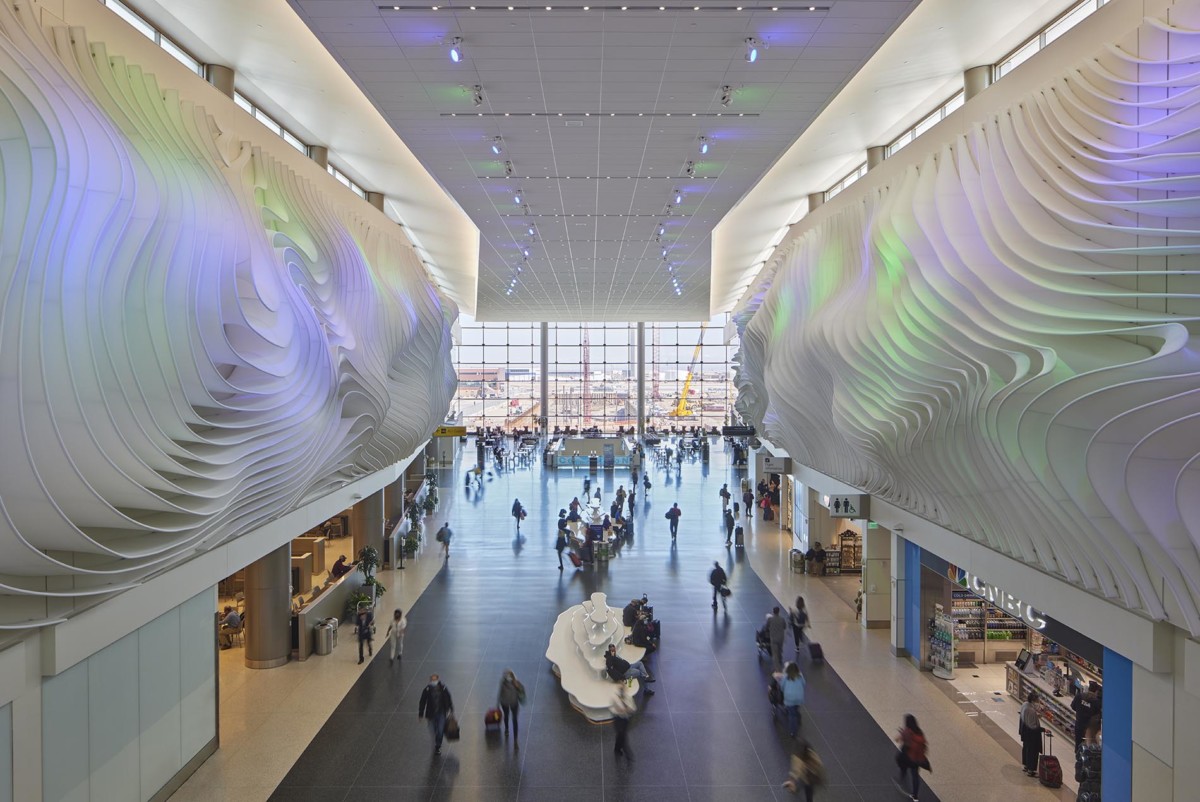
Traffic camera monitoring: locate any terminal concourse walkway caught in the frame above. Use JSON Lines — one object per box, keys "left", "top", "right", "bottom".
{"left": 267, "top": 444, "right": 947, "bottom": 802}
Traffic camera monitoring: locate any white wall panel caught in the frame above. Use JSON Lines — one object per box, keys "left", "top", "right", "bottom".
{"left": 137, "top": 611, "right": 182, "bottom": 798}
{"left": 178, "top": 589, "right": 216, "bottom": 760}
{"left": 87, "top": 634, "right": 139, "bottom": 801}
{"left": 41, "top": 663, "right": 89, "bottom": 802}
{"left": 0, "top": 704, "right": 11, "bottom": 802}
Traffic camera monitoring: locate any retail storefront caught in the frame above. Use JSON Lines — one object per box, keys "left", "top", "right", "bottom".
{"left": 919, "top": 550, "right": 1104, "bottom": 744}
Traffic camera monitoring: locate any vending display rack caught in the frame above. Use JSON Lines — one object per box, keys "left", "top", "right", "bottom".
{"left": 835, "top": 530, "right": 862, "bottom": 573}
{"left": 929, "top": 605, "right": 955, "bottom": 679}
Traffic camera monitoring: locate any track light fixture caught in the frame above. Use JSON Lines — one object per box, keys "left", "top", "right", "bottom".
{"left": 674, "top": 189, "right": 683, "bottom": 205}
{"left": 491, "top": 136, "right": 503, "bottom": 155}
{"left": 698, "top": 136, "right": 709, "bottom": 155}
{"left": 527, "top": 223, "right": 536, "bottom": 237}
{"left": 659, "top": 223, "right": 666, "bottom": 236}
{"left": 449, "top": 37, "right": 465, "bottom": 63}
{"left": 472, "top": 85, "right": 484, "bottom": 106}
{"left": 513, "top": 189, "right": 523, "bottom": 205}
{"left": 745, "top": 37, "right": 761, "bottom": 63}
{"left": 504, "top": 160, "right": 514, "bottom": 177}
{"left": 720, "top": 85, "right": 733, "bottom": 107}
{"left": 684, "top": 161, "right": 696, "bottom": 178}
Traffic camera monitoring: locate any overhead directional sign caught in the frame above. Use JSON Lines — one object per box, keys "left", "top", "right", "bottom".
{"left": 433, "top": 425, "right": 467, "bottom": 437}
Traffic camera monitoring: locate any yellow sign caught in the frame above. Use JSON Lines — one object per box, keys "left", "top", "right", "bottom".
{"left": 433, "top": 425, "right": 467, "bottom": 437}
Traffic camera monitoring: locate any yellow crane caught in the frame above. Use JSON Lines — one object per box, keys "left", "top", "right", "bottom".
{"left": 670, "top": 325, "right": 706, "bottom": 417}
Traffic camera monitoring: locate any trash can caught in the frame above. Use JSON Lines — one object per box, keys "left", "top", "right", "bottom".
{"left": 323, "top": 617, "right": 339, "bottom": 648}
{"left": 313, "top": 622, "right": 334, "bottom": 656}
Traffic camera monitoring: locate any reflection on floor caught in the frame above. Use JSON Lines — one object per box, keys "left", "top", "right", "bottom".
{"left": 173, "top": 440, "right": 1074, "bottom": 802}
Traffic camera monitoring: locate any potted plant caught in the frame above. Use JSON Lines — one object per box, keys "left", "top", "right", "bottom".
{"left": 422, "top": 491, "right": 437, "bottom": 514}
{"left": 345, "top": 589, "right": 373, "bottom": 620}
{"left": 403, "top": 533, "right": 420, "bottom": 555}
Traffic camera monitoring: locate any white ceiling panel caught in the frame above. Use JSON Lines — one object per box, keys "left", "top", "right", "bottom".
{"left": 288, "top": 0, "right": 918, "bottom": 320}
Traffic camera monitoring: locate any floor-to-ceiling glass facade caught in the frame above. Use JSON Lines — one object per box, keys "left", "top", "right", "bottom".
{"left": 451, "top": 317, "right": 737, "bottom": 432}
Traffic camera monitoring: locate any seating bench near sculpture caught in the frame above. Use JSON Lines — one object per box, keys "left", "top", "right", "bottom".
{"left": 545, "top": 592, "right": 644, "bottom": 721}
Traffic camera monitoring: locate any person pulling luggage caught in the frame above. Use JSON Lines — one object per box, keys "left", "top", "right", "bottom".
{"left": 710, "top": 561, "right": 729, "bottom": 612}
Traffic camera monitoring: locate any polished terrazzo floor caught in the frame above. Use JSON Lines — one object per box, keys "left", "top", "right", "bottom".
{"left": 270, "top": 443, "right": 942, "bottom": 801}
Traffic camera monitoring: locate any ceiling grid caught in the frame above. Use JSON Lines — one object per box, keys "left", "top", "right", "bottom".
{"left": 290, "top": 0, "right": 918, "bottom": 320}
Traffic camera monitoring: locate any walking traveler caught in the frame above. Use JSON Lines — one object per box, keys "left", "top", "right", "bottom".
{"left": 512, "top": 498, "right": 525, "bottom": 531}
{"left": 782, "top": 742, "right": 824, "bottom": 800}
{"left": 386, "top": 608, "right": 407, "bottom": 662}
{"left": 611, "top": 684, "right": 636, "bottom": 762}
{"left": 418, "top": 674, "right": 455, "bottom": 755}
{"left": 724, "top": 508, "right": 736, "bottom": 545}
{"left": 616, "top": 485, "right": 627, "bottom": 510}
{"left": 719, "top": 483, "right": 731, "bottom": 510}
{"left": 665, "top": 503, "right": 681, "bottom": 539}
{"left": 791, "top": 596, "right": 809, "bottom": 651}
{"left": 497, "top": 669, "right": 526, "bottom": 748}
{"left": 766, "top": 607, "right": 788, "bottom": 672}
{"left": 436, "top": 522, "right": 453, "bottom": 560}
{"left": 1019, "top": 691, "right": 1044, "bottom": 776}
{"left": 643, "top": 474, "right": 651, "bottom": 496}
{"left": 742, "top": 489, "right": 753, "bottom": 517}
{"left": 710, "top": 562, "right": 729, "bottom": 611}
{"left": 781, "top": 662, "right": 806, "bottom": 738}
{"left": 354, "top": 607, "right": 374, "bottom": 664}
{"left": 555, "top": 526, "right": 568, "bottom": 570}
{"left": 894, "top": 714, "right": 930, "bottom": 801}
{"left": 627, "top": 489, "right": 636, "bottom": 515}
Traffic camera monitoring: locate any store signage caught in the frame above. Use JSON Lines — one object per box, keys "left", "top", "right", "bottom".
{"left": 433, "top": 425, "right": 467, "bottom": 437}
{"left": 821, "top": 493, "right": 869, "bottom": 518}
{"left": 961, "top": 573, "right": 1047, "bottom": 630}
{"left": 763, "top": 456, "right": 792, "bottom": 473}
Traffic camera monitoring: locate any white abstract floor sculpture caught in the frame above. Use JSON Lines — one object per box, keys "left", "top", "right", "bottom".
{"left": 545, "top": 592, "right": 644, "bottom": 722}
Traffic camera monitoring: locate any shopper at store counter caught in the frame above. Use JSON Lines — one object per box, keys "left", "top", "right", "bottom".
{"left": 1071, "top": 681, "right": 1102, "bottom": 748}
{"left": 1018, "top": 690, "right": 1044, "bottom": 776}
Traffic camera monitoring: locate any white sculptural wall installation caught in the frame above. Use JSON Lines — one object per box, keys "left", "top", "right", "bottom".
{"left": 0, "top": 1, "right": 456, "bottom": 628}
{"left": 735, "top": 7, "right": 1200, "bottom": 635}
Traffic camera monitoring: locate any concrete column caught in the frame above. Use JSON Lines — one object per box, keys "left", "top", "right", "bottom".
{"left": 204, "top": 64, "right": 235, "bottom": 98}
{"left": 309, "top": 145, "right": 329, "bottom": 169}
{"left": 350, "top": 490, "right": 385, "bottom": 560}
{"left": 963, "top": 65, "right": 992, "bottom": 101}
{"left": 540, "top": 323, "right": 549, "bottom": 432}
{"left": 243, "top": 545, "right": 291, "bottom": 669}
{"left": 383, "top": 476, "right": 406, "bottom": 520}
{"left": 807, "top": 192, "right": 824, "bottom": 212}
{"left": 862, "top": 525, "right": 892, "bottom": 629}
{"left": 890, "top": 530, "right": 908, "bottom": 657}
{"left": 366, "top": 192, "right": 385, "bottom": 211}
{"left": 636, "top": 323, "right": 646, "bottom": 437}
{"left": 866, "top": 145, "right": 886, "bottom": 170}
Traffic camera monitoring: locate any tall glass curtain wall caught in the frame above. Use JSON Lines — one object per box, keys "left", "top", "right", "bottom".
{"left": 450, "top": 319, "right": 736, "bottom": 432}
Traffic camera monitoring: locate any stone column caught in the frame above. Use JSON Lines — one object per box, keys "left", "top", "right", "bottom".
{"left": 350, "top": 490, "right": 385, "bottom": 560}
{"left": 866, "top": 145, "right": 886, "bottom": 170}
{"left": 383, "top": 476, "right": 406, "bottom": 520}
{"left": 963, "top": 65, "right": 992, "bottom": 101}
{"left": 862, "top": 525, "right": 892, "bottom": 629}
{"left": 636, "top": 323, "right": 646, "bottom": 437}
{"left": 309, "top": 146, "right": 329, "bottom": 169}
{"left": 204, "top": 64, "right": 235, "bottom": 98}
{"left": 890, "top": 530, "right": 908, "bottom": 658}
{"left": 244, "top": 544, "right": 291, "bottom": 669}
{"left": 540, "top": 323, "right": 550, "bottom": 432}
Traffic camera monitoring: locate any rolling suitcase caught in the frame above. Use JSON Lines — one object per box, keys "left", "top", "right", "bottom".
{"left": 568, "top": 551, "right": 583, "bottom": 568}
{"left": 485, "top": 708, "right": 503, "bottom": 732}
{"left": 1038, "top": 731, "right": 1062, "bottom": 788}
{"left": 734, "top": 526, "right": 745, "bottom": 547}
{"left": 807, "top": 642, "right": 824, "bottom": 663}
